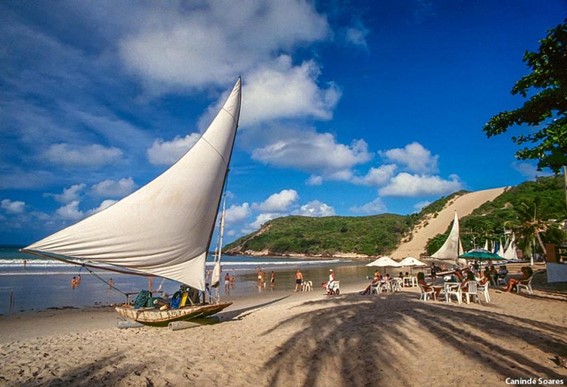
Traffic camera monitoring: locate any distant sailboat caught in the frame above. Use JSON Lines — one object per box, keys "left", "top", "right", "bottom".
{"left": 431, "top": 211, "right": 465, "bottom": 265}
{"left": 497, "top": 239, "right": 505, "bottom": 257}
{"left": 503, "top": 232, "right": 518, "bottom": 261}
{"left": 22, "top": 78, "right": 242, "bottom": 325}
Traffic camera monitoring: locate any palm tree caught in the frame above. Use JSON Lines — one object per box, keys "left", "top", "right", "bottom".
{"left": 506, "top": 198, "right": 550, "bottom": 264}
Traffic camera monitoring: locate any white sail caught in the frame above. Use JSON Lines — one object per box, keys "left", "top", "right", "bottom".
{"left": 497, "top": 239, "right": 505, "bottom": 257}
{"left": 431, "top": 211, "right": 463, "bottom": 261}
{"left": 503, "top": 233, "right": 518, "bottom": 260}
{"left": 23, "top": 79, "right": 242, "bottom": 291}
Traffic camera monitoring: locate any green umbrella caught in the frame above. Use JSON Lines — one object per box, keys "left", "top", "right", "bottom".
{"left": 460, "top": 249, "right": 505, "bottom": 260}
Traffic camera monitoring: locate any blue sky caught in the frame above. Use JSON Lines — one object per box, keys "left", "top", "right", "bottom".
{"left": 1, "top": 0, "right": 565, "bottom": 245}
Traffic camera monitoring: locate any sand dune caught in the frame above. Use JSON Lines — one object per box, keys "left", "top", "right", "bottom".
{"left": 391, "top": 187, "right": 508, "bottom": 260}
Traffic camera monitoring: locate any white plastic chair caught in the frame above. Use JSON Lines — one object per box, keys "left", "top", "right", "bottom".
{"left": 516, "top": 277, "right": 534, "bottom": 295}
{"left": 370, "top": 283, "right": 379, "bottom": 294}
{"left": 390, "top": 278, "right": 402, "bottom": 292}
{"left": 418, "top": 284, "right": 435, "bottom": 301}
{"left": 477, "top": 281, "right": 490, "bottom": 303}
{"left": 463, "top": 281, "right": 481, "bottom": 304}
{"left": 444, "top": 283, "right": 462, "bottom": 304}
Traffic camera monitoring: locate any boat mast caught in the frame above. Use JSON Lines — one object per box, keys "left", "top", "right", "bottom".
{"left": 202, "top": 78, "right": 241, "bottom": 275}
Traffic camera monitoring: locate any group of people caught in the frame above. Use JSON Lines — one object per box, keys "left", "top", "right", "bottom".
{"left": 417, "top": 267, "right": 490, "bottom": 300}
{"left": 256, "top": 268, "right": 276, "bottom": 292}
{"left": 417, "top": 262, "right": 535, "bottom": 300}
{"left": 359, "top": 270, "right": 391, "bottom": 295}
{"left": 361, "top": 270, "right": 427, "bottom": 295}
{"left": 294, "top": 269, "right": 337, "bottom": 294}
{"left": 224, "top": 271, "right": 236, "bottom": 295}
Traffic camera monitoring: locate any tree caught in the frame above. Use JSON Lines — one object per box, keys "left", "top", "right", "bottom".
{"left": 504, "top": 198, "right": 566, "bottom": 264}
{"left": 484, "top": 20, "right": 567, "bottom": 173}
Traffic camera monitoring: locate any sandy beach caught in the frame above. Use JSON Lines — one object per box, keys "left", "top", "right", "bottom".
{"left": 0, "top": 263, "right": 565, "bottom": 386}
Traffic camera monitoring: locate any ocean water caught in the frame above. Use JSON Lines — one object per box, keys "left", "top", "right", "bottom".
{"left": 0, "top": 246, "right": 369, "bottom": 315}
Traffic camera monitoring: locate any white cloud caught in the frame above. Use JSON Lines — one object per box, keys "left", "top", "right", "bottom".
{"left": 252, "top": 130, "right": 372, "bottom": 176}
{"left": 56, "top": 200, "right": 84, "bottom": 221}
{"left": 241, "top": 56, "right": 341, "bottom": 125}
{"left": 352, "top": 164, "right": 397, "bottom": 186}
{"left": 294, "top": 200, "right": 335, "bottom": 217}
{"left": 253, "top": 189, "right": 299, "bottom": 212}
{"left": 91, "top": 178, "right": 137, "bottom": 198}
{"left": 52, "top": 184, "right": 86, "bottom": 204}
{"left": 1, "top": 199, "right": 25, "bottom": 214}
{"left": 224, "top": 203, "right": 251, "bottom": 225}
{"left": 118, "top": 0, "right": 329, "bottom": 92}
{"left": 512, "top": 161, "right": 553, "bottom": 180}
{"left": 379, "top": 173, "right": 463, "bottom": 197}
{"left": 350, "top": 198, "right": 387, "bottom": 214}
{"left": 42, "top": 144, "right": 123, "bottom": 168}
{"left": 344, "top": 25, "right": 369, "bottom": 49}
{"left": 88, "top": 199, "right": 117, "bottom": 215}
{"left": 306, "top": 175, "right": 323, "bottom": 186}
{"left": 380, "top": 142, "right": 438, "bottom": 174}
{"left": 147, "top": 133, "right": 201, "bottom": 166}
{"left": 413, "top": 200, "right": 432, "bottom": 212}
{"left": 250, "top": 212, "right": 280, "bottom": 230}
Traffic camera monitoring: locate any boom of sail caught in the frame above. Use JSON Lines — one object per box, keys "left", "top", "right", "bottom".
{"left": 22, "top": 78, "right": 242, "bottom": 292}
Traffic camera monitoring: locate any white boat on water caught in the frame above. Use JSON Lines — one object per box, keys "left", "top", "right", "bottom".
{"left": 22, "top": 78, "right": 242, "bottom": 326}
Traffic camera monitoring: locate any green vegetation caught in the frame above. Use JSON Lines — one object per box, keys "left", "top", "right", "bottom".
{"left": 225, "top": 214, "right": 410, "bottom": 256}
{"left": 426, "top": 176, "right": 567, "bottom": 255}
{"left": 226, "top": 176, "right": 567, "bottom": 257}
{"left": 483, "top": 20, "right": 567, "bottom": 173}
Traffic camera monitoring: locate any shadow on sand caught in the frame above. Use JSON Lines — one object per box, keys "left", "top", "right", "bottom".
{"left": 260, "top": 289, "right": 567, "bottom": 386}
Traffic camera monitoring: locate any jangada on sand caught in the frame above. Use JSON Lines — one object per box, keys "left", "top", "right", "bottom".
{"left": 21, "top": 78, "right": 242, "bottom": 327}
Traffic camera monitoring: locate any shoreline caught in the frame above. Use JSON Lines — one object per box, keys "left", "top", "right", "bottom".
{"left": 0, "top": 261, "right": 371, "bottom": 316}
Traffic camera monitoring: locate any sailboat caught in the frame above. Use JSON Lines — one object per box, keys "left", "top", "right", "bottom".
{"left": 21, "top": 78, "right": 242, "bottom": 326}
{"left": 503, "top": 232, "right": 519, "bottom": 261}
{"left": 430, "top": 211, "right": 465, "bottom": 266}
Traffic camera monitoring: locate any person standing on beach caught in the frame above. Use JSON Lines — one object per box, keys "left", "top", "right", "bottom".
{"left": 294, "top": 270, "right": 303, "bottom": 292}
{"left": 270, "top": 271, "right": 276, "bottom": 290}
{"left": 430, "top": 263, "right": 437, "bottom": 280}
{"left": 257, "top": 269, "right": 266, "bottom": 291}
{"left": 224, "top": 272, "right": 230, "bottom": 295}
{"left": 326, "top": 269, "right": 336, "bottom": 293}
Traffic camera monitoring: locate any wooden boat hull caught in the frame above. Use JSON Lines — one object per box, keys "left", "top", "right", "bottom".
{"left": 115, "top": 301, "right": 232, "bottom": 327}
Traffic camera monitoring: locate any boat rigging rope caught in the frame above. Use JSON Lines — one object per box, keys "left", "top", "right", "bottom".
{"left": 80, "top": 264, "right": 129, "bottom": 297}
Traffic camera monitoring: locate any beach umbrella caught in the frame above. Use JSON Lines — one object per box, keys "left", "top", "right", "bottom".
{"left": 459, "top": 249, "right": 505, "bottom": 261}
{"left": 399, "top": 257, "right": 427, "bottom": 267}
{"left": 366, "top": 256, "right": 402, "bottom": 275}
{"left": 399, "top": 256, "right": 427, "bottom": 274}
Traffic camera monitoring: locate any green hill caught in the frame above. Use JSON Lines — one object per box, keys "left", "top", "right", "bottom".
{"left": 225, "top": 176, "right": 567, "bottom": 257}
{"left": 225, "top": 214, "right": 410, "bottom": 257}
{"left": 426, "top": 176, "right": 567, "bottom": 255}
